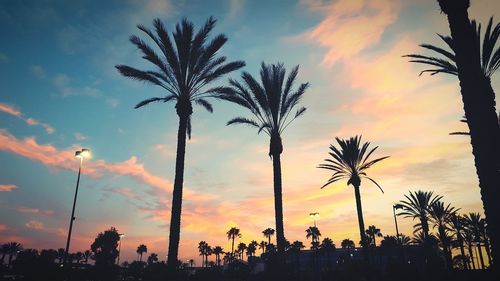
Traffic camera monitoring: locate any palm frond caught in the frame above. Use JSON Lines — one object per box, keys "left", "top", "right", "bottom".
{"left": 227, "top": 117, "right": 259, "bottom": 128}
{"left": 195, "top": 99, "right": 213, "bottom": 113}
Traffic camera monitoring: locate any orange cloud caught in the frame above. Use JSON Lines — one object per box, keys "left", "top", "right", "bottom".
{"left": 0, "top": 184, "right": 17, "bottom": 192}
{"left": 25, "top": 220, "right": 44, "bottom": 230}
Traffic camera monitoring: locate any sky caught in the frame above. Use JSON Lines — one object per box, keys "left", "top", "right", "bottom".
{"left": 0, "top": 0, "right": 499, "bottom": 264}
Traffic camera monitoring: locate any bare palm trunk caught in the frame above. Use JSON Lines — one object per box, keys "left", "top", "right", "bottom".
{"left": 458, "top": 235, "right": 469, "bottom": 270}
{"left": 353, "top": 185, "right": 366, "bottom": 245}
{"left": 485, "top": 240, "right": 492, "bottom": 266}
{"left": 438, "top": 0, "right": 500, "bottom": 267}
{"left": 166, "top": 112, "right": 189, "bottom": 269}
{"left": 478, "top": 243, "right": 485, "bottom": 269}
{"left": 272, "top": 152, "right": 286, "bottom": 256}
{"left": 468, "top": 243, "right": 476, "bottom": 270}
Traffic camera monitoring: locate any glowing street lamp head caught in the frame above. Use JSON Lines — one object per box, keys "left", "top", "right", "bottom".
{"left": 309, "top": 212, "right": 319, "bottom": 218}
{"left": 75, "top": 148, "right": 91, "bottom": 159}
{"left": 119, "top": 233, "right": 125, "bottom": 238}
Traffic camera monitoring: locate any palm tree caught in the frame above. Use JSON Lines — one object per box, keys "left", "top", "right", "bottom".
{"left": 318, "top": 136, "right": 389, "bottom": 246}
{"left": 478, "top": 219, "right": 492, "bottom": 265}
{"left": 116, "top": 17, "right": 244, "bottom": 268}
{"left": 464, "top": 213, "right": 486, "bottom": 269}
{"left": 409, "top": 0, "right": 500, "bottom": 262}
{"left": 258, "top": 241, "right": 267, "bottom": 255}
{"left": 147, "top": 253, "right": 159, "bottom": 265}
{"left": 0, "top": 244, "right": 8, "bottom": 265}
{"left": 398, "top": 191, "right": 442, "bottom": 241}
{"left": 399, "top": 234, "right": 412, "bottom": 246}
{"left": 429, "top": 201, "right": 457, "bottom": 269}
{"left": 5, "top": 242, "right": 22, "bottom": 267}
{"left": 198, "top": 241, "right": 212, "bottom": 267}
{"left": 247, "top": 241, "right": 258, "bottom": 260}
{"left": 262, "top": 228, "right": 275, "bottom": 245}
{"left": 462, "top": 226, "right": 477, "bottom": 269}
{"left": 136, "top": 244, "right": 147, "bottom": 262}
{"left": 236, "top": 243, "right": 247, "bottom": 260}
{"left": 412, "top": 231, "right": 438, "bottom": 247}
{"left": 218, "top": 62, "right": 309, "bottom": 256}
{"left": 289, "top": 241, "right": 305, "bottom": 266}
{"left": 365, "top": 225, "right": 383, "bottom": 246}
{"left": 306, "top": 226, "right": 321, "bottom": 246}
{"left": 450, "top": 214, "right": 469, "bottom": 269}
{"left": 212, "top": 246, "right": 223, "bottom": 266}
{"left": 83, "top": 250, "right": 91, "bottom": 264}
{"left": 226, "top": 227, "right": 241, "bottom": 258}
{"left": 341, "top": 239, "right": 355, "bottom": 250}
{"left": 320, "top": 237, "right": 336, "bottom": 266}
{"left": 188, "top": 259, "right": 195, "bottom": 267}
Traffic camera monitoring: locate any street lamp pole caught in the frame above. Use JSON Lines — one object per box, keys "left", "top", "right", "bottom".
{"left": 117, "top": 233, "right": 125, "bottom": 265}
{"left": 64, "top": 148, "right": 90, "bottom": 265}
{"left": 393, "top": 204, "right": 403, "bottom": 244}
{"left": 309, "top": 212, "right": 319, "bottom": 227}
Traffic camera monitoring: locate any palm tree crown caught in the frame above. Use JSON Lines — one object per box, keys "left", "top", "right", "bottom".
{"left": 306, "top": 226, "right": 322, "bottom": 243}
{"left": 262, "top": 228, "right": 275, "bottom": 244}
{"left": 398, "top": 190, "right": 442, "bottom": 240}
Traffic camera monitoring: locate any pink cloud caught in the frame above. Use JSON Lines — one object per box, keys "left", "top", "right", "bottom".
{"left": 0, "top": 103, "right": 21, "bottom": 116}
{"left": 17, "top": 207, "right": 55, "bottom": 216}
{"left": 301, "top": 0, "right": 401, "bottom": 65}
{"left": 0, "top": 103, "right": 55, "bottom": 134}
{"left": 25, "top": 220, "right": 44, "bottom": 230}
{"left": 0, "top": 184, "right": 17, "bottom": 192}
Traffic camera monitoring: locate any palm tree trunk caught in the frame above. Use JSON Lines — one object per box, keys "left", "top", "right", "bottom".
{"left": 166, "top": 113, "right": 189, "bottom": 269}
{"left": 468, "top": 243, "right": 476, "bottom": 270}
{"left": 231, "top": 237, "right": 235, "bottom": 256}
{"left": 458, "top": 236, "right": 469, "bottom": 270}
{"left": 478, "top": 243, "right": 485, "bottom": 269}
{"left": 353, "top": 184, "right": 366, "bottom": 245}
{"left": 438, "top": 0, "right": 500, "bottom": 267}
{"left": 485, "top": 240, "right": 492, "bottom": 266}
{"left": 272, "top": 152, "right": 285, "bottom": 256}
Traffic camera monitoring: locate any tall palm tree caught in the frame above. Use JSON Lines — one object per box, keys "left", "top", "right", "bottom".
{"left": 136, "top": 244, "right": 147, "bottom": 262}
{"left": 247, "top": 241, "right": 258, "bottom": 260}
{"left": 318, "top": 136, "right": 389, "bottom": 246}
{"left": 236, "top": 243, "right": 247, "bottom": 260}
{"left": 429, "top": 201, "right": 458, "bottom": 269}
{"left": 464, "top": 213, "right": 486, "bottom": 269}
{"left": 116, "top": 17, "right": 245, "bottom": 268}
{"left": 408, "top": 0, "right": 500, "bottom": 262}
{"left": 478, "top": 219, "right": 492, "bottom": 265}
{"left": 365, "top": 225, "right": 383, "bottom": 246}
{"left": 462, "top": 226, "right": 477, "bottom": 269}
{"left": 450, "top": 214, "right": 469, "bottom": 269}
{"left": 306, "top": 226, "right": 322, "bottom": 245}
{"left": 226, "top": 227, "right": 241, "bottom": 258}
{"left": 212, "top": 246, "right": 223, "bottom": 266}
{"left": 398, "top": 191, "right": 442, "bottom": 241}
{"left": 217, "top": 62, "right": 309, "bottom": 256}
{"left": 262, "top": 228, "right": 275, "bottom": 245}
{"left": 5, "top": 242, "right": 22, "bottom": 267}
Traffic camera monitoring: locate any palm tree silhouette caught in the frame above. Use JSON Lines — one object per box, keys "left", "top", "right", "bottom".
{"left": 198, "top": 241, "right": 212, "bottom": 267}
{"left": 478, "top": 218, "right": 492, "bottom": 266}
{"left": 147, "top": 253, "right": 159, "bottom": 265}
{"left": 246, "top": 241, "right": 258, "bottom": 260}
{"left": 218, "top": 62, "right": 309, "bottom": 256}
{"left": 450, "top": 214, "right": 469, "bottom": 269}
{"left": 306, "top": 226, "right": 321, "bottom": 246}
{"left": 464, "top": 213, "right": 486, "bottom": 269}
{"left": 398, "top": 191, "right": 442, "bottom": 242}
{"left": 429, "top": 201, "right": 457, "bottom": 269}
{"left": 226, "top": 227, "right": 241, "bottom": 258}
{"left": 5, "top": 242, "right": 22, "bottom": 267}
{"left": 116, "top": 17, "right": 244, "bottom": 268}
{"left": 318, "top": 136, "right": 388, "bottom": 247}
{"left": 136, "top": 244, "right": 147, "bottom": 262}
{"left": 236, "top": 243, "right": 247, "bottom": 260}
{"left": 258, "top": 240, "right": 267, "bottom": 255}
{"left": 289, "top": 241, "right": 305, "bottom": 267}
{"left": 262, "top": 228, "right": 275, "bottom": 245}
{"left": 409, "top": 0, "right": 500, "bottom": 262}
{"left": 365, "top": 225, "right": 383, "bottom": 246}
{"left": 0, "top": 244, "right": 7, "bottom": 265}
{"left": 320, "top": 237, "right": 336, "bottom": 266}
{"left": 212, "top": 246, "right": 223, "bottom": 266}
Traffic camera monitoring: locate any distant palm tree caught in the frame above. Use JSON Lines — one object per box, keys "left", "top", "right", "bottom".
{"left": 399, "top": 234, "right": 412, "bottom": 246}
{"left": 5, "top": 242, "right": 22, "bottom": 267}
{"left": 408, "top": 0, "right": 500, "bottom": 262}
{"left": 83, "top": 250, "right": 91, "bottom": 264}
{"left": 188, "top": 259, "right": 195, "bottom": 267}
{"left": 464, "top": 213, "right": 486, "bottom": 269}
{"left": 212, "top": 246, "right": 223, "bottom": 266}
{"left": 198, "top": 241, "right": 212, "bottom": 267}
{"left": 398, "top": 191, "right": 442, "bottom": 241}
{"left": 0, "top": 244, "right": 8, "bottom": 265}
{"left": 136, "top": 244, "right": 147, "bottom": 262}
{"left": 412, "top": 231, "right": 438, "bottom": 247}
{"left": 320, "top": 237, "right": 336, "bottom": 266}
{"left": 341, "top": 239, "right": 355, "bottom": 250}
{"left": 262, "top": 228, "right": 275, "bottom": 245}
{"left": 246, "top": 241, "right": 258, "bottom": 260}
{"left": 147, "top": 253, "right": 158, "bottom": 265}
{"left": 218, "top": 62, "right": 309, "bottom": 255}
{"left": 306, "top": 226, "right": 321, "bottom": 246}
{"left": 365, "top": 225, "right": 383, "bottom": 246}
{"left": 429, "top": 201, "right": 457, "bottom": 269}
{"left": 258, "top": 241, "right": 267, "bottom": 254}
{"left": 478, "top": 219, "right": 492, "bottom": 265}
{"left": 318, "top": 136, "right": 389, "bottom": 246}
{"left": 236, "top": 243, "right": 247, "bottom": 260}
{"left": 116, "top": 17, "right": 245, "bottom": 268}
{"left": 449, "top": 214, "right": 468, "bottom": 269}
{"left": 289, "top": 241, "right": 305, "bottom": 266}
{"left": 462, "top": 226, "right": 476, "bottom": 270}
{"left": 226, "top": 227, "right": 241, "bottom": 258}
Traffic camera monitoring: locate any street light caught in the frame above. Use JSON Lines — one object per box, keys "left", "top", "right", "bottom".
{"left": 309, "top": 212, "right": 319, "bottom": 227}
{"left": 64, "top": 148, "right": 91, "bottom": 265}
{"left": 393, "top": 204, "right": 404, "bottom": 244}
{"left": 117, "top": 233, "right": 125, "bottom": 265}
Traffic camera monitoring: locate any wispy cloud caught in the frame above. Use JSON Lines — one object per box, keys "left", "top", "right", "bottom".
{"left": 18, "top": 207, "right": 55, "bottom": 216}
{"left": 0, "top": 184, "right": 17, "bottom": 192}
{"left": 25, "top": 220, "right": 44, "bottom": 230}
{"left": 0, "top": 103, "right": 55, "bottom": 134}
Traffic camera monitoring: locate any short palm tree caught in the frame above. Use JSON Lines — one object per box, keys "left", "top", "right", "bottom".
{"left": 365, "top": 225, "right": 383, "bottom": 246}
{"left": 6, "top": 242, "right": 22, "bottom": 267}
{"left": 464, "top": 213, "right": 486, "bottom": 269}
{"left": 306, "top": 226, "right": 322, "bottom": 245}
{"left": 429, "top": 201, "right": 457, "bottom": 269}
{"left": 406, "top": 2, "right": 500, "bottom": 262}
{"left": 136, "top": 244, "right": 147, "bottom": 262}
{"left": 236, "top": 243, "right": 247, "bottom": 260}
{"left": 398, "top": 191, "right": 442, "bottom": 241}
{"left": 399, "top": 234, "right": 412, "bottom": 246}
{"left": 212, "top": 246, "right": 223, "bottom": 266}
{"left": 449, "top": 214, "right": 468, "bottom": 269}
{"left": 116, "top": 17, "right": 245, "bottom": 268}
{"left": 258, "top": 241, "right": 267, "bottom": 254}
{"left": 246, "top": 241, "right": 258, "bottom": 259}
{"left": 217, "top": 62, "right": 309, "bottom": 255}
{"left": 318, "top": 136, "right": 389, "bottom": 246}
{"left": 147, "top": 253, "right": 159, "bottom": 265}
{"left": 262, "top": 228, "right": 275, "bottom": 245}
{"left": 226, "top": 227, "right": 241, "bottom": 258}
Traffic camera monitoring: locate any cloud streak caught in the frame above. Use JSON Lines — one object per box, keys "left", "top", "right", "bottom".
{"left": 0, "top": 103, "right": 55, "bottom": 134}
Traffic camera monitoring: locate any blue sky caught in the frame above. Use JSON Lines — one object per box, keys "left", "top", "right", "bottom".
{"left": 1, "top": 0, "right": 499, "bottom": 263}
